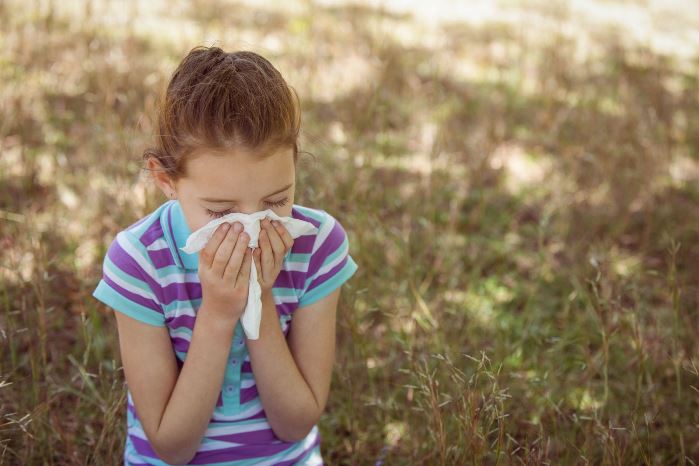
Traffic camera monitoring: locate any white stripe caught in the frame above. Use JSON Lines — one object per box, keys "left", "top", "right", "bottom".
{"left": 212, "top": 402, "right": 264, "bottom": 421}
{"left": 273, "top": 294, "right": 298, "bottom": 305}
{"left": 168, "top": 327, "right": 191, "bottom": 342}
{"left": 203, "top": 419, "right": 273, "bottom": 436}
{"left": 303, "top": 241, "right": 348, "bottom": 293}
{"left": 145, "top": 238, "right": 169, "bottom": 250}
{"left": 117, "top": 232, "right": 162, "bottom": 293}
{"left": 162, "top": 303, "right": 197, "bottom": 320}
{"left": 158, "top": 270, "right": 199, "bottom": 286}
{"left": 103, "top": 263, "right": 160, "bottom": 307}
{"left": 241, "top": 378, "right": 256, "bottom": 389}
{"left": 283, "top": 260, "right": 310, "bottom": 272}
{"left": 128, "top": 424, "right": 244, "bottom": 449}
{"left": 311, "top": 213, "right": 334, "bottom": 254}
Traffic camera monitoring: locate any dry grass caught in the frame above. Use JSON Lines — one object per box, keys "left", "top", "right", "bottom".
{"left": 1, "top": 0, "right": 699, "bottom": 464}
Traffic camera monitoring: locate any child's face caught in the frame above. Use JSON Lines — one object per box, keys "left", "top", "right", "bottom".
{"left": 171, "top": 146, "right": 296, "bottom": 232}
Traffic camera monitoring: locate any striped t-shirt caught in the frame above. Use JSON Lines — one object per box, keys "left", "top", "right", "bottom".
{"left": 91, "top": 199, "right": 359, "bottom": 466}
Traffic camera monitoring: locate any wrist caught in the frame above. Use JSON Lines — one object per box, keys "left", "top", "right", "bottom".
{"left": 261, "top": 288, "right": 274, "bottom": 305}
{"left": 197, "top": 301, "right": 239, "bottom": 334}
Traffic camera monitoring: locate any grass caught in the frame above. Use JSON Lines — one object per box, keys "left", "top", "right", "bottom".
{"left": 1, "top": 0, "right": 699, "bottom": 464}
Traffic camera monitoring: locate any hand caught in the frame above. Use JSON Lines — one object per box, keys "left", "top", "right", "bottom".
{"left": 198, "top": 221, "right": 253, "bottom": 322}
{"left": 253, "top": 218, "right": 294, "bottom": 292}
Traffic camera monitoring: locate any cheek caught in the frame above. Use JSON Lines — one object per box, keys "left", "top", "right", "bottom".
{"left": 274, "top": 206, "right": 293, "bottom": 217}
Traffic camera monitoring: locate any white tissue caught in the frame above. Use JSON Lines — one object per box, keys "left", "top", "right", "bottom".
{"left": 179, "top": 209, "right": 318, "bottom": 340}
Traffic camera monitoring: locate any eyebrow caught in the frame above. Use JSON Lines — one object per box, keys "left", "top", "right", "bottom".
{"left": 199, "top": 183, "right": 294, "bottom": 203}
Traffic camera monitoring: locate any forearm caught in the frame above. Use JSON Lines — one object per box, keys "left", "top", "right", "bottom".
{"left": 245, "top": 291, "right": 320, "bottom": 442}
{"left": 154, "top": 304, "right": 236, "bottom": 464}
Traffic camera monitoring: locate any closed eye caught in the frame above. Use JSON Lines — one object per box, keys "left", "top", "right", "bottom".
{"left": 205, "top": 198, "right": 289, "bottom": 218}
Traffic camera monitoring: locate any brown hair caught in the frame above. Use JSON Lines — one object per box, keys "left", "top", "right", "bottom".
{"left": 143, "top": 46, "right": 303, "bottom": 182}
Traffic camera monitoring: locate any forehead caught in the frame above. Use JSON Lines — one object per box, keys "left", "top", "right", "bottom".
{"left": 183, "top": 146, "right": 295, "bottom": 189}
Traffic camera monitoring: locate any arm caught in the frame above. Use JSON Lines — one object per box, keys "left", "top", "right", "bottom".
{"left": 114, "top": 303, "right": 236, "bottom": 464}
{"left": 245, "top": 287, "right": 339, "bottom": 442}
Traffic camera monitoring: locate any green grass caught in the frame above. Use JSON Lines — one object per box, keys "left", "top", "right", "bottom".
{"left": 1, "top": 0, "right": 699, "bottom": 464}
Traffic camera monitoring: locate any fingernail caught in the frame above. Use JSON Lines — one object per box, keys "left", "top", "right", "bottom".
{"left": 233, "top": 222, "right": 242, "bottom": 232}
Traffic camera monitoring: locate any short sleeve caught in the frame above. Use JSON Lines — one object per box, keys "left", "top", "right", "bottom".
{"left": 298, "top": 212, "right": 359, "bottom": 308}
{"left": 92, "top": 230, "right": 166, "bottom": 327}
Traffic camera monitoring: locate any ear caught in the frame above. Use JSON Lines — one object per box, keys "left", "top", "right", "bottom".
{"left": 146, "top": 157, "right": 177, "bottom": 197}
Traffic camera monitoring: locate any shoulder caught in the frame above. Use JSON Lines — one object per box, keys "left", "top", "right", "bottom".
{"left": 92, "top": 203, "right": 177, "bottom": 327}
{"left": 291, "top": 204, "right": 348, "bottom": 250}
{"left": 291, "top": 204, "right": 359, "bottom": 308}
{"left": 96, "top": 203, "right": 173, "bottom": 303}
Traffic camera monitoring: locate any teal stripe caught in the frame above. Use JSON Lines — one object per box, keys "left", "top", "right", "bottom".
{"left": 103, "top": 254, "right": 154, "bottom": 295}
{"left": 272, "top": 287, "right": 298, "bottom": 297}
{"left": 286, "top": 252, "right": 311, "bottom": 262}
{"left": 303, "top": 236, "right": 349, "bottom": 289}
{"left": 170, "top": 326, "right": 193, "bottom": 339}
{"left": 162, "top": 297, "right": 201, "bottom": 315}
{"left": 293, "top": 205, "right": 326, "bottom": 224}
{"left": 153, "top": 263, "right": 188, "bottom": 277}
{"left": 125, "top": 209, "right": 163, "bottom": 240}
{"left": 92, "top": 280, "right": 166, "bottom": 327}
{"left": 299, "top": 256, "right": 358, "bottom": 307}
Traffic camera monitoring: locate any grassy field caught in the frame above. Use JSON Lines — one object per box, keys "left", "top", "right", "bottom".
{"left": 2, "top": 0, "right": 699, "bottom": 464}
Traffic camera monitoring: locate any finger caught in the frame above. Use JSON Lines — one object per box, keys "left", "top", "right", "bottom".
{"left": 224, "top": 229, "right": 250, "bottom": 283}
{"left": 271, "top": 220, "right": 293, "bottom": 250}
{"left": 262, "top": 219, "right": 285, "bottom": 261}
{"left": 238, "top": 247, "right": 253, "bottom": 283}
{"left": 201, "top": 223, "right": 231, "bottom": 268}
{"left": 213, "top": 224, "right": 243, "bottom": 278}
{"left": 259, "top": 228, "right": 274, "bottom": 268}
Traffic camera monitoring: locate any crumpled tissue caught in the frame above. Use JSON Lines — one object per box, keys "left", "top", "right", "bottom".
{"left": 179, "top": 209, "right": 318, "bottom": 340}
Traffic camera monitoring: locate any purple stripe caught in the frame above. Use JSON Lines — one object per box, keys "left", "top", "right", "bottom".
{"left": 167, "top": 313, "right": 196, "bottom": 330}
{"left": 139, "top": 220, "right": 164, "bottom": 248}
{"left": 291, "top": 206, "right": 323, "bottom": 229}
{"left": 159, "top": 281, "right": 202, "bottom": 306}
{"left": 240, "top": 384, "right": 258, "bottom": 404}
{"left": 129, "top": 434, "right": 160, "bottom": 457}
{"left": 171, "top": 336, "right": 190, "bottom": 353}
{"left": 102, "top": 274, "right": 163, "bottom": 314}
{"left": 241, "top": 361, "right": 252, "bottom": 372}
{"left": 289, "top": 234, "right": 315, "bottom": 253}
{"left": 305, "top": 256, "right": 349, "bottom": 294}
{"left": 188, "top": 439, "right": 295, "bottom": 464}
{"left": 208, "top": 426, "right": 281, "bottom": 444}
{"left": 107, "top": 237, "right": 165, "bottom": 304}
{"left": 147, "top": 247, "right": 176, "bottom": 269}
{"left": 305, "top": 219, "right": 345, "bottom": 281}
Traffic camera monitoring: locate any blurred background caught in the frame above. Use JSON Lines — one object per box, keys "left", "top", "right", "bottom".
{"left": 2, "top": 0, "right": 699, "bottom": 464}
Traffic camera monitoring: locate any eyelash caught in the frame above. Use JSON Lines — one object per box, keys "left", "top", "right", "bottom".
{"left": 205, "top": 198, "right": 289, "bottom": 218}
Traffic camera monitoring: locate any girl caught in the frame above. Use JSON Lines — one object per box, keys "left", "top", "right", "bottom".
{"left": 92, "top": 46, "right": 359, "bottom": 465}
